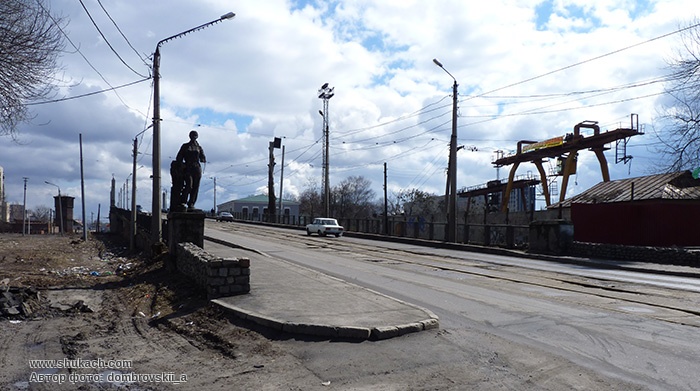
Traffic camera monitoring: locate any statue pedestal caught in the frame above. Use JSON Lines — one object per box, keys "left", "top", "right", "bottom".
{"left": 168, "top": 210, "right": 205, "bottom": 260}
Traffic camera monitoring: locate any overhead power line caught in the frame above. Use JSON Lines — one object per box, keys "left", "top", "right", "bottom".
{"left": 96, "top": 0, "right": 151, "bottom": 70}
{"left": 78, "top": 0, "right": 149, "bottom": 78}
{"left": 472, "top": 22, "right": 700, "bottom": 99}
{"left": 24, "top": 78, "right": 150, "bottom": 106}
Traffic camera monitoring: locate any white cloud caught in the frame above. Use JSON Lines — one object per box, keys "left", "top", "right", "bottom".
{"left": 2, "top": 0, "right": 697, "bottom": 222}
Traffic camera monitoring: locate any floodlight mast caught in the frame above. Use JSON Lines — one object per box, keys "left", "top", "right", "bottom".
{"left": 318, "top": 83, "right": 334, "bottom": 217}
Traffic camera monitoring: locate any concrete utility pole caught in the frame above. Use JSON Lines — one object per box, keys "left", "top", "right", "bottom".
{"left": 22, "top": 177, "right": 28, "bottom": 235}
{"left": 268, "top": 137, "right": 281, "bottom": 221}
{"left": 433, "top": 58, "right": 458, "bottom": 243}
{"left": 278, "top": 145, "right": 285, "bottom": 220}
{"left": 151, "top": 12, "right": 235, "bottom": 244}
{"left": 384, "top": 162, "right": 389, "bottom": 235}
{"left": 211, "top": 176, "right": 217, "bottom": 215}
{"left": 79, "top": 134, "right": 87, "bottom": 241}
{"left": 318, "top": 83, "right": 334, "bottom": 217}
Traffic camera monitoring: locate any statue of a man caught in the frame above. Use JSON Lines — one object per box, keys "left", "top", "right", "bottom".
{"left": 175, "top": 130, "right": 206, "bottom": 211}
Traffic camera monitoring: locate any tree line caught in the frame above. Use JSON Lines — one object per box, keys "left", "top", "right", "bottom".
{"left": 296, "top": 175, "right": 444, "bottom": 220}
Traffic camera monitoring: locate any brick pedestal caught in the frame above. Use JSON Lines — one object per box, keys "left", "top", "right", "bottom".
{"left": 167, "top": 210, "right": 205, "bottom": 257}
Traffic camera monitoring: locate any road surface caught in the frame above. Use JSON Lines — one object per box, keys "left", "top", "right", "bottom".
{"left": 206, "top": 221, "right": 700, "bottom": 390}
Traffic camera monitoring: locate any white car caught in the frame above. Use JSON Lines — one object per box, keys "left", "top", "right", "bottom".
{"left": 306, "top": 218, "right": 344, "bottom": 237}
{"left": 216, "top": 212, "right": 234, "bottom": 222}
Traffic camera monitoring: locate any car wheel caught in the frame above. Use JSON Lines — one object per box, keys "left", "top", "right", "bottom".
{"left": 335, "top": 233, "right": 341, "bottom": 238}
{"left": 306, "top": 229, "right": 312, "bottom": 236}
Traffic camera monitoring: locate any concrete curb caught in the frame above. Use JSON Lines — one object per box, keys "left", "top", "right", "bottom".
{"left": 211, "top": 298, "right": 438, "bottom": 340}
{"left": 206, "top": 233, "right": 441, "bottom": 340}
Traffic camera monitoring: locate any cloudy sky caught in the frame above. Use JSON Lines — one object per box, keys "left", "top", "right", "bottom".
{"left": 2, "top": 0, "right": 698, "bottom": 224}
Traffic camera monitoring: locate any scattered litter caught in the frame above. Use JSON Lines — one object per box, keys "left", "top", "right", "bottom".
{"left": 151, "top": 311, "right": 161, "bottom": 319}
{"left": 138, "top": 311, "right": 146, "bottom": 317}
{"left": 90, "top": 271, "right": 100, "bottom": 276}
{"left": 321, "top": 381, "right": 331, "bottom": 386}
{"left": 9, "top": 320, "right": 22, "bottom": 324}
{"left": 185, "top": 321, "right": 194, "bottom": 326}
{"left": 253, "top": 364, "right": 264, "bottom": 369}
{"left": 116, "top": 263, "right": 133, "bottom": 276}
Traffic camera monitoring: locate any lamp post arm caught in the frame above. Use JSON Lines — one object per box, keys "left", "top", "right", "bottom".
{"left": 156, "top": 13, "right": 236, "bottom": 49}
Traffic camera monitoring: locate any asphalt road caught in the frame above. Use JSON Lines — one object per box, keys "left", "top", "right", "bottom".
{"left": 205, "top": 222, "right": 700, "bottom": 390}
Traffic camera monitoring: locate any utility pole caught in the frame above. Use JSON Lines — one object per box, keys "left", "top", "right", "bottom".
{"left": 130, "top": 137, "right": 138, "bottom": 251}
{"left": 268, "top": 137, "right": 281, "bottom": 221}
{"left": 22, "top": 177, "right": 28, "bottom": 235}
{"left": 151, "top": 12, "right": 236, "bottom": 244}
{"left": 278, "top": 144, "right": 285, "bottom": 220}
{"left": 318, "top": 83, "right": 334, "bottom": 217}
{"left": 211, "top": 176, "right": 217, "bottom": 215}
{"left": 384, "top": 162, "right": 389, "bottom": 235}
{"left": 433, "top": 58, "right": 459, "bottom": 242}
{"left": 80, "top": 134, "right": 87, "bottom": 241}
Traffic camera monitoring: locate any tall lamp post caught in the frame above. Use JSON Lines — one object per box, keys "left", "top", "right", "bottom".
{"left": 45, "top": 181, "right": 63, "bottom": 236}
{"left": 151, "top": 11, "right": 236, "bottom": 243}
{"left": 318, "top": 83, "right": 334, "bottom": 217}
{"left": 433, "top": 58, "right": 458, "bottom": 242}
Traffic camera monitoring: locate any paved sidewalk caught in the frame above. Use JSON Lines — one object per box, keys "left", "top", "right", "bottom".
{"left": 203, "top": 236, "right": 439, "bottom": 341}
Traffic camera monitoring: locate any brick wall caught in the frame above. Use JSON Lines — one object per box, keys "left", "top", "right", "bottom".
{"left": 175, "top": 242, "right": 250, "bottom": 298}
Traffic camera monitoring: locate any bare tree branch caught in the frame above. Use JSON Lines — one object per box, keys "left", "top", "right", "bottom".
{"left": 0, "top": 0, "right": 66, "bottom": 139}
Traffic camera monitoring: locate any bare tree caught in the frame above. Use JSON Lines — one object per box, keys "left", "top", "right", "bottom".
{"left": 0, "top": 0, "right": 65, "bottom": 139}
{"left": 29, "top": 205, "right": 52, "bottom": 222}
{"left": 298, "top": 179, "right": 322, "bottom": 219}
{"left": 332, "top": 176, "right": 376, "bottom": 219}
{"left": 655, "top": 19, "right": 700, "bottom": 172}
{"left": 393, "top": 188, "right": 441, "bottom": 217}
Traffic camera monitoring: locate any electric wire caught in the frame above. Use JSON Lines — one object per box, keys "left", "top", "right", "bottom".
{"left": 36, "top": 0, "right": 140, "bottom": 114}
{"left": 24, "top": 78, "right": 150, "bottom": 106}
{"left": 96, "top": 0, "right": 151, "bottom": 70}
{"left": 77, "top": 0, "right": 150, "bottom": 79}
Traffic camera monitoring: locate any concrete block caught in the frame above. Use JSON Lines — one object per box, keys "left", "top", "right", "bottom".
{"left": 421, "top": 318, "right": 440, "bottom": 330}
{"left": 337, "top": 326, "right": 371, "bottom": 340}
{"left": 371, "top": 326, "right": 400, "bottom": 340}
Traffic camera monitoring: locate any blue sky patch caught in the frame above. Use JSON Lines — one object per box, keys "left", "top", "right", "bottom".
{"left": 535, "top": 0, "right": 553, "bottom": 31}
{"left": 185, "top": 107, "right": 252, "bottom": 133}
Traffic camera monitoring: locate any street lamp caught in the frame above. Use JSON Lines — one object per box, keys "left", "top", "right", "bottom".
{"left": 45, "top": 181, "right": 64, "bottom": 236}
{"left": 318, "top": 83, "right": 334, "bottom": 217}
{"left": 151, "top": 11, "right": 236, "bottom": 244}
{"left": 433, "top": 58, "right": 458, "bottom": 242}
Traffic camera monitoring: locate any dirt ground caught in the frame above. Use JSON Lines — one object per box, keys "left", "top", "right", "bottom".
{"left": 0, "top": 233, "right": 322, "bottom": 390}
